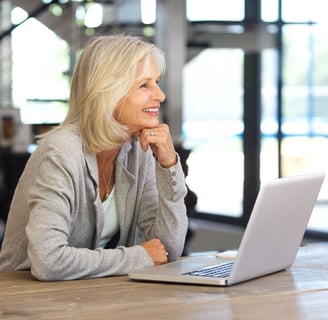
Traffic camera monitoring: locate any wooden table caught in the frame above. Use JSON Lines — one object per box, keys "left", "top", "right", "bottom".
{"left": 0, "top": 245, "right": 328, "bottom": 320}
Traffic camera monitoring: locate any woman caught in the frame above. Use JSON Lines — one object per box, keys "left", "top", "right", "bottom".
{"left": 0, "top": 35, "right": 188, "bottom": 281}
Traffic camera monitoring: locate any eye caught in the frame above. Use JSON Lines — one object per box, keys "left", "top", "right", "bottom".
{"left": 140, "top": 82, "right": 148, "bottom": 88}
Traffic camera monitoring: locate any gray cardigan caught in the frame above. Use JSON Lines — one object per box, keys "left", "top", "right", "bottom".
{"left": 0, "top": 126, "right": 188, "bottom": 280}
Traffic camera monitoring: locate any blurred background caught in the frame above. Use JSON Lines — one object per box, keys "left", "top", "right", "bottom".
{"left": 0, "top": 0, "right": 328, "bottom": 252}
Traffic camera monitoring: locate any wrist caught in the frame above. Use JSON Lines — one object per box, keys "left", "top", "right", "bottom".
{"left": 159, "top": 154, "right": 178, "bottom": 168}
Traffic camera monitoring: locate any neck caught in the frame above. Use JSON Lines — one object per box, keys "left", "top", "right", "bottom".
{"left": 97, "top": 148, "right": 120, "bottom": 201}
{"left": 97, "top": 148, "right": 120, "bottom": 165}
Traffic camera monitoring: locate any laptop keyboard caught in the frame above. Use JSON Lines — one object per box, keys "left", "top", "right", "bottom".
{"left": 182, "top": 261, "right": 234, "bottom": 278}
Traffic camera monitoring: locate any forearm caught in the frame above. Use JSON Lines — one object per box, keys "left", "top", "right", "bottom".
{"left": 141, "top": 159, "right": 188, "bottom": 261}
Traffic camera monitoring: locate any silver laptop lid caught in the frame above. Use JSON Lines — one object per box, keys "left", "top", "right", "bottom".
{"left": 228, "top": 172, "right": 325, "bottom": 285}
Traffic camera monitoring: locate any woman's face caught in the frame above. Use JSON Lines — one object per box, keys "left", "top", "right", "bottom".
{"left": 115, "top": 55, "right": 165, "bottom": 134}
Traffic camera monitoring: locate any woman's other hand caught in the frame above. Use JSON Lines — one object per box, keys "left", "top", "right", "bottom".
{"left": 140, "top": 238, "right": 168, "bottom": 266}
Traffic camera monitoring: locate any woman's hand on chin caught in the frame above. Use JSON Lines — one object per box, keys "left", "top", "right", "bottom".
{"left": 139, "top": 124, "right": 177, "bottom": 168}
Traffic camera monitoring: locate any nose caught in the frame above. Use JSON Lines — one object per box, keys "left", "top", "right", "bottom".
{"left": 154, "top": 84, "right": 166, "bottom": 103}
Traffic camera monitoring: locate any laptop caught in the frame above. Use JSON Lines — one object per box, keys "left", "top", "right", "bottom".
{"left": 129, "top": 172, "right": 325, "bottom": 286}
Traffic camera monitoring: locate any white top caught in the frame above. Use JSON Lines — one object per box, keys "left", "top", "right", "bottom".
{"left": 98, "top": 186, "right": 119, "bottom": 248}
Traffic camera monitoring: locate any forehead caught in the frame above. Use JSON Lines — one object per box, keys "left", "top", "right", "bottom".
{"left": 135, "top": 54, "right": 160, "bottom": 80}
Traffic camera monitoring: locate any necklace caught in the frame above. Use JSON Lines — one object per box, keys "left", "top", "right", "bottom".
{"left": 101, "top": 168, "right": 114, "bottom": 200}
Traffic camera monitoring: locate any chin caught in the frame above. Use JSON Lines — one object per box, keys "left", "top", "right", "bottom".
{"left": 131, "top": 121, "right": 159, "bottom": 132}
{"left": 147, "top": 120, "right": 160, "bottom": 128}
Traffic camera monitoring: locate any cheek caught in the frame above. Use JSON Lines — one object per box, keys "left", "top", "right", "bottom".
{"left": 114, "top": 101, "right": 136, "bottom": 124}
{"left": 114, "top": 99, "right": 129, "bottom": 122}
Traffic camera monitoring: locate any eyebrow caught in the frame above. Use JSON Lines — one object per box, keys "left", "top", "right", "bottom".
{"left": 137, "top": 76, "right": 161, "bottom": 82}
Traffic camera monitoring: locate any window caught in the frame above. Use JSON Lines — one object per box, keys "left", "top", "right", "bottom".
{"left": 11, "top": 15, "right": 69, "bottom": 124}
{"left": 281, "top": 22, "right": 328, "bottom": 233}
{"left": 183, "top": 0, "right": 328, "bottom": 236}
{"left": 186, "top": 0, "right": 244, "bottom": 21}
{"left": 183, "top": 49, "right": 244, "bottom": 216}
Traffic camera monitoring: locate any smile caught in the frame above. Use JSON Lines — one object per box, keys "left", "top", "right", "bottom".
{"left": 143, "top": 108, "right": 159, "bottom": 113}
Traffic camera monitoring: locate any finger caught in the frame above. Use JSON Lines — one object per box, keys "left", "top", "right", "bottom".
{"left": 157, "top": 251, "right": 168, "bottom": 265}
{"left": 148, "top": 130, "right": 157, "bottom": 137}
{"left": 139, "top": 129, "right": 160, "bottom": 151}
{"left": 139, "top": 126, "right": 177, "bottom": 167}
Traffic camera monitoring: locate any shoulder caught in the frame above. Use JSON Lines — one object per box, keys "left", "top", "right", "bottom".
{"left": 37, "top": 125, "right": 83, "bottom": 155}
{"left": 29, "top": 125, "right": 88, "bottom": 171}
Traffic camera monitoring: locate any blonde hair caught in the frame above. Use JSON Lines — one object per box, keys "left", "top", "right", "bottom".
{"left": 62, "top": 34, "right": 166, "bottom": 153}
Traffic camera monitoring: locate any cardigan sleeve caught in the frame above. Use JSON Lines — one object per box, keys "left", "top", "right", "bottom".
{"left": 136, "top": 152, "right": 188, "bottom": 261}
